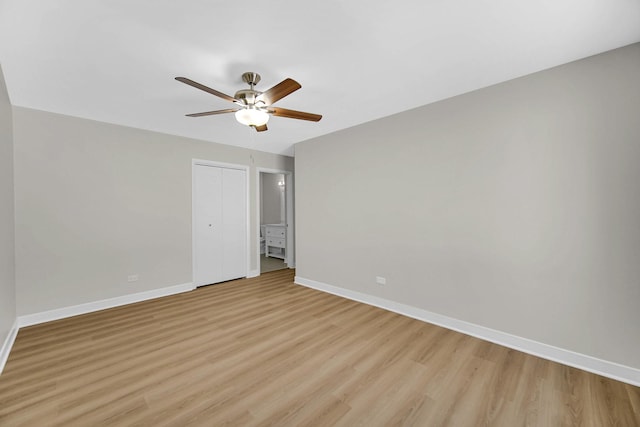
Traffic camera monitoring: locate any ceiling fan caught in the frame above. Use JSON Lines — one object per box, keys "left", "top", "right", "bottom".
{"left": 175, "top": 72, "right": 322, "bottom": 132}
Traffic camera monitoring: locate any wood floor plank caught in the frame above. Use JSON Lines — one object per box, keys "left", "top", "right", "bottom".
{"left": 1, "top": 268, "right": 638, "bottom": 426}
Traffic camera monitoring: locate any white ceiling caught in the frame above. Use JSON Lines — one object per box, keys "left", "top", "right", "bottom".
{"left": 1, "top": 1, "right": 639, "bottom": 156}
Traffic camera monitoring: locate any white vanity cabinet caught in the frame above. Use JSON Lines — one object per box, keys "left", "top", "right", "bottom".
{"left": 265, "top": 224, "right": 286, "bottom": 259}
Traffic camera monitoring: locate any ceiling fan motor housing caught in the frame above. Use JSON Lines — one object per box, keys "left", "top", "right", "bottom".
{"left": 234, "top": 89, "right": 262, "bottom": 106}
{"left": 236, "top": 72, "right": 263, "bottom": 106}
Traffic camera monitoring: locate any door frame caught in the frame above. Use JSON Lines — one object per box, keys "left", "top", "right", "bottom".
{"left": 256, "top": 167, "right": 294, "bottom": 272}
{"left": 192, "top": 159, "right": 251, "bottom": 285}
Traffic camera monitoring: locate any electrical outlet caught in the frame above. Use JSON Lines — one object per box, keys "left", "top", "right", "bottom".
{"left": 376, "top": 276, "right": 386, "bottom": 286}
{"left": 127, "top": 274, "right": 139, "bottom": 282}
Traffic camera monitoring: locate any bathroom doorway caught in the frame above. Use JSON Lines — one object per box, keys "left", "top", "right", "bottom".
{"left": 258, "top": 170, "right": 293, "bottom": 273}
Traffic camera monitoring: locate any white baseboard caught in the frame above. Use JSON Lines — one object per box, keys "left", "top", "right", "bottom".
{"left": 0, "top": 319, "right": 19, "bottom": 375}
{"left": 247, "top": 269, "right": 260, "bottom": 278}
{"left": 294, "top": 276, "right": 640, "bottom": 387}
{"left": 17, "top": 282, "right": 195, "bottom": 328}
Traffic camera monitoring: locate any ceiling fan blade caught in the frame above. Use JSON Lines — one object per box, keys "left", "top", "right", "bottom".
{"left": 175, "top": 77, "right": 238, "bottom": 103}
{"left": 254, "top": 124, "right": 268, "bottom": 132}
{"left": 268, "top": 107, "right": 322, "bottom": 122}
{"left": 185, "top": 108, "right": 239, "bottom": 117}
{"left": 258, "top": 78, "right": 301, "bottom": 105}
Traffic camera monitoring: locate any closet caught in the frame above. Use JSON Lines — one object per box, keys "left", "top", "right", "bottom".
{"left": 193, "top": 163, "right": 247, "bottom": 286}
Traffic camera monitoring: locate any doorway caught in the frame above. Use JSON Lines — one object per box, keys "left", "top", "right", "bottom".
{"left": 258, "top": 169, "right": 294, "bottom": 274}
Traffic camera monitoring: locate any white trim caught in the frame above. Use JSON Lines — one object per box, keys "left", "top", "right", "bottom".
{"left": 294, "top": 276, "right": 640, "bottom": 387}
{"left": 17, "top": 282, "right": 194, "bottom": 328}
{"left": 192, "top": 158, "right": 248, "bottom": 170}
{"left": 285, "top": 172, "right": 294, "bottom": 268}
{"left": 0, "top": 319, "right": 19, "bottom": 374}
{"left": 192, "top": 159, "right": 251, "bottom": 285}
{"left": 247, "top": 269, "right": 260, "bottom": 278}
{"left": 256, "top": 167, "right": 295, "bottom": 276}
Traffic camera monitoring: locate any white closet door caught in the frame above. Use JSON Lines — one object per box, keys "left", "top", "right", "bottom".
{"left": 221, "top": 167, "right": 246, "bottom": 281}
{"left": 193, "top": 164, "right": 246, "bottom": 286}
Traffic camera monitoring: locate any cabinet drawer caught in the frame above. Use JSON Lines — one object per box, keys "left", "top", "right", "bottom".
{"left": 266, "top": 227, "right": 286, "bottom": 238}
{"left": 266, "top": 237, "right": 285, "bottom": 248}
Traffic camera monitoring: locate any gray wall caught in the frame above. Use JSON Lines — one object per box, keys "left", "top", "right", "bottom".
{"left": 0, "top": 65, "right": 16, "bottom": 345}
{"left": 295, "top": 43, "right": 640, "bottom": 369}
{"left": 261, "top": 172, "right": 284, "bottom": 225}
{"left": 13, "top": 108, "right": 293, "bottom": 316}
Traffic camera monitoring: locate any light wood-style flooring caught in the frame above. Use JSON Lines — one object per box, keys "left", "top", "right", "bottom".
{"left": 260, "top": 254, "right": 287, "bottom": 273}
{"left": 1, "top": 269, "right": 639, "bottom": 426}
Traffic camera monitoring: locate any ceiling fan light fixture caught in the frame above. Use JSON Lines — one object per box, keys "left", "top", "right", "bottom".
{"left": 235, "top": 107, "right": 270, "bottom": 127}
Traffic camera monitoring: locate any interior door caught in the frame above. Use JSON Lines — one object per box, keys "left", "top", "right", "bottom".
{"left": 193, "top": 164, "right": 246, "bottom": 286}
